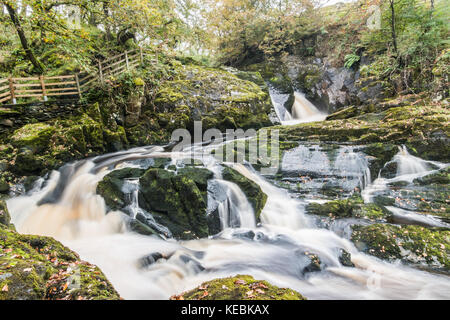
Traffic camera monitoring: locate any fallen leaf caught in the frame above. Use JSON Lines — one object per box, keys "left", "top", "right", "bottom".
{"left": 235, "top": 279, "right": 247, "bottom": 285}
{"left": 2, "top": 284, "right": 8, "bottom": 292}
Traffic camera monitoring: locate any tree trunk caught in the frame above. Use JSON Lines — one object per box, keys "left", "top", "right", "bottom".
{"left": 389, "top": 0, "right": 398, "bottom": 54}
{"left": 103, "top": 1, "right": 112, "bottom": 41}
{"left": 5, "top": 3, "right": 43, "bottom": 73}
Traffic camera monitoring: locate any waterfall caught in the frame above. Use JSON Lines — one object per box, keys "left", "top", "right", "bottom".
{"left": 395, "top": 145, "right": 431, "bottom": 176}
{"left": 6, "top": 142, "right": 450, "bottom": 300}
{"left": 268, "top": 88, "right": 327, "bottom": 125}
{"left": 334, "top": 146, "right": 371, "bottom": 190}
{"left": 216, "top": 180, "right": 256, "bottom": 230}
{"left": 286, "top": 92, "right": 327, "bottom": 124}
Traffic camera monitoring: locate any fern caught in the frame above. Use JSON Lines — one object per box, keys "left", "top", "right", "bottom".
{"left": 344, "top": 53, "right": 360, "bottom": 69}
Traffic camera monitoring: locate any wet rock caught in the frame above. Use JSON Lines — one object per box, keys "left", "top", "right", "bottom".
{"left": 380, "top": 161, "right": 398, "bottom": 179}
{"left": 351, "top": 224, "right": 450, "bottom": 271}
{"left": 0, "top": 178, "right": 9, "bottom": 194}
{"left": 414, "top": 167, "right": 450, "bottom": 186}
{"left": 138, "top": 252, "right": 174, "bottom": 268}
{"left": 96, "top": 168, "right": 145, "bottom": 211}
{"left": 339, "top": 249, "right": 355, "bottom": 267}
{"left": 222, "top": 166, "right": 268, "bottom": 220}
{"left": 170, "top": 275, "right": 306, "bottom": 300}
{"left": 139, "top": 168, "right": 213, "bottom": 240}
{"left": 274, "top": 104, "right": 450, "bottom": 163}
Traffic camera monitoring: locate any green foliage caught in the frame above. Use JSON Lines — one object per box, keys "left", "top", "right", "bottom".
{"left": 344, "top": 53, "right": 360, "bottom": 69}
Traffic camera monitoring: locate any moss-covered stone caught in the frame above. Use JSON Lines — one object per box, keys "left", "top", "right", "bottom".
{"left": 306, "top": 196, "right": 390, "bottom": 220}
{"left": 96, "top": 168, "right": 145, "bottom": 211}
{"left": 171, "top": 275, "right": 306, "bottom": 300}
{"left": 153, "top": 65, "right": 273, "bottom": 133}
{"left": 414, "top": 167, "right": 450, "bottom": 186}
{"left": 351, "top": 224, "right": 450, "bottom": 271}
{"left": 222, "top": 167, "right": 268, "bottom": 220}
{"left": 138, "top": 167, "right": 214, "bottom": 240}
{"left": 0, "top": 224, "right": 120, "bottom": 300}
{"left": 8, "top": 112, "right": 128, "bottom": 176}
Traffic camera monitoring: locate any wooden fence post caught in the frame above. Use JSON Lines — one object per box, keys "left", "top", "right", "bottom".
{"left": 125, "top": 51, "right": 129, "bottom": 70}
{"left": 75, "top": 74, "right": 82, "bottom": 99}
{"left": 9, "top": 77, "right": 16, "bottom": 104}
{"left": 98, "top": 60, "right": 104, "bottom": 84}
{"left": 39, "top": 75, "right": 48, "bottom": 102}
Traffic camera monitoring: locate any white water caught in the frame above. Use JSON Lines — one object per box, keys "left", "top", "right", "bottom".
{"left": 6, "top": 144, "right": 450, "bottom": 300}
{"left": 270, "top": 89, "right": 327, "bottom": 125}
{"left": 282, "top": 92, "right": 327, "bottom": 125}
{"left": 362, "top": 146, "right": 448, "bottom": 203}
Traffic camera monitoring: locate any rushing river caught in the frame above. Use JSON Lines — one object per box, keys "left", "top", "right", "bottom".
{"left": 6, "top": 136, "right": 450, "bottom": 300}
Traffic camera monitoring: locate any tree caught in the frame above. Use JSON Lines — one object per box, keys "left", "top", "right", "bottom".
{"left": 388, "top": 0, "right": 398, "bottom": 54}
{"left": 2, "top": 0, "right": 43, "bottom": 73}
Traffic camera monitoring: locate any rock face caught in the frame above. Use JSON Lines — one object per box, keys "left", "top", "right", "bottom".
{"left": 139, "top": 168, "right": 212, "bottom": 240}
{"left": 153, "top": 65, "right": 274, "bottom": 131}
{"left": 274, "top": 104, "right": 450, "bottom": 163}
{"left": 5, "top": 105, "right": 127, "bottom": 177}
{"left": 0, "top": 201, "right": 120, "bottom": 300}
{"left": 170, "top": 275, "right": 306, "bottom": 300}
{"left": 351, "top": 224, "right": 450, "bottom": 271}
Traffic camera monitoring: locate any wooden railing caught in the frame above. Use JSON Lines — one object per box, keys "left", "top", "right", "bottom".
{"left": 0, "top": 47, "right": 148, "bottom": 106}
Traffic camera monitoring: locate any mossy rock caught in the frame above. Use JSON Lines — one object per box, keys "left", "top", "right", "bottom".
{"left": 0, "top": 224, "right": 120, "bottom": 300}
{"left": 414, "top": 167, "right": 450, "bottom": 186}
{"left": 171, "top": 275, "right": 306, "bottom": 300}
{"left": 153, "top": 65, "right": 273, "bottom": 132}
{"left": 306, "top": 197, "right": 390, "bottom": 220}
{"left": 0, "top": 200, "right": 12, "bottom": 228}
{"left": 222, "top": 167, "right": 268, "bottom": 220}
{"left": 273, "top": 104, "right": 450, "bottom": 162}
{"left": 8, "top": 113, "right": 128, "bottom": 176}
{"left": 96, "top": 168, "right": 146, "bottom": 211}
{"left": 138, "top": 167, "right": 214, "bottom": 240}
{"left": 351, "top": 224, "right": 450, "bottom": 271}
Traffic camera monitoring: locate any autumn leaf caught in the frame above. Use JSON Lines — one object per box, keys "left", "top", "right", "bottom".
{"left": 235, "top": 279, "right": 247, "bottom": 285}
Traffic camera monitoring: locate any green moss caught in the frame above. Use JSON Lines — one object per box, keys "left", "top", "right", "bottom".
{"left": 171, "top": 275, "right": 306, "bottom": 300}
{"left": 138, "top": 167, "right": 214, "bottom": 240}
{"left": 351, "top": 224, "right": 450, "bottom": 270}
{"left": 0, "top": 224, "right": 120, "bottom": 300}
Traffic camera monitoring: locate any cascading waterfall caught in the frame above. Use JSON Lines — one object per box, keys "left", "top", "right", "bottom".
{"left": 215, "top": 179, "right": 256, "bottom": 230}
{"left": 6, "top": 142, "right": 450, "bottom": 300}
{"left": 269, "top": 88, "right": 327, "bottom": 125}
{"left": 362, "top": 145, "right": 447, "bottom": 202}
{"left": 283, "top": 92, "right": 327, "bottom": 125}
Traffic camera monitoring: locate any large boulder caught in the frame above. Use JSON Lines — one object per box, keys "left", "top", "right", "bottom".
{"left": 139, "top": 168, "right": 213, "bottom": 240}
{"left": 153, "top": 65, "right": 274, "bottom": 132}
{"left": 8, "top": 113, "right": 127, "bottom": 176}
{"left": 170, "top": 275, "right": 306, "bottom": 300}
{"left": 0, "top": 222, "right": 120, "bottom": 300}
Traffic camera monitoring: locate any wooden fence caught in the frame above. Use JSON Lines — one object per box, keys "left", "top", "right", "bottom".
{"left": 0, "top": 47, "right": 147, "bottom": 106}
